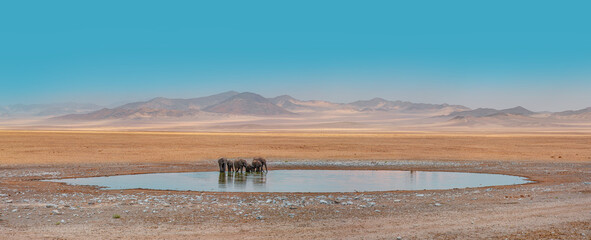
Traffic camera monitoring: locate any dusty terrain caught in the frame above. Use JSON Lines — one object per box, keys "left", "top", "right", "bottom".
{"left": 1, "top": 130, "right": 591, "bottom": 239}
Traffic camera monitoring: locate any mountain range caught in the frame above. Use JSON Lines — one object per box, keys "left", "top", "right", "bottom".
{"left": 2, "top": 91, "right": 590, "bottom": 130}
{"left": 53, "top": 91, "right": 473, "bottom": 120}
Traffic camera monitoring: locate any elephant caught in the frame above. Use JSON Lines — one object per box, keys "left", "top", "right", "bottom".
{"left": 233, "top": 159, "right": 248, "bottom": 173}
{"left": 252, "top": 159, "right": 263, "bottom": 173}
{"left": 217, "top": 158, "right": 228, "bottom": 172}
{"left": 245, "top": 163, "right": 254, "bottom": 173}
{"left": 253, "top": 157, "right": 268, "bottom": 172}
{"left": 226, "top": 160, "right": 234, "bottom": 172}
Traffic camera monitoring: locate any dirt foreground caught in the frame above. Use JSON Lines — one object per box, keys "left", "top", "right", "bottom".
{"left": 1, "top": 131, "right": 591, "bottom": 239}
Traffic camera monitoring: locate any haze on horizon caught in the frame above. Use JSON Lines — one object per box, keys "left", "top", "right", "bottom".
{"left": 1, "top": 1, "right": 590, "bottom": 112}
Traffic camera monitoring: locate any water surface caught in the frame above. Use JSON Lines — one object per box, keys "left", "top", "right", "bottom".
{"left": 47, "top": 170, "right": 531, "bottom": 192}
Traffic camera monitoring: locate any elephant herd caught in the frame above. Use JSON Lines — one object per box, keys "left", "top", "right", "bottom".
{"left": 218, "top": 157, "right": 268, "bottom": 173}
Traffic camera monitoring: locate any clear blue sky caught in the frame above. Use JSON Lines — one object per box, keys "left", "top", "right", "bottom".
{"left": 1, "top": 0, "right": 590, "bottom": 111}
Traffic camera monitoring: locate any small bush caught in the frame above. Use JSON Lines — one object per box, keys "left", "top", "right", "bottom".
{"left": 112, "top": 214, "right": 121, "bottom": 219}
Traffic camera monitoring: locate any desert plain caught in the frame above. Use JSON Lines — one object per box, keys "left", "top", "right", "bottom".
{"left": 1, "top": 130, "right": 591, "bottom": 239}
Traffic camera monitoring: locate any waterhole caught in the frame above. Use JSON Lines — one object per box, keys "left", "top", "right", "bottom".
{"left": 47, "top": 170, "right": 531, "bottom": 192}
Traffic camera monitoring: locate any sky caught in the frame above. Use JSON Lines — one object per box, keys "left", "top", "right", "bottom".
{"left": 1, "top": 0, "right": 590, "bottom": 111}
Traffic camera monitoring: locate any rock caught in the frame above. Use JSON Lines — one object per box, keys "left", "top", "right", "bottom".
{"left": 415, "top": 194, "right": 424, "bottom": 197}
{"left": 51, "top": 210, "right": 61, "bottom": 215}
{"left": 288, "top": 213, "right": 295, "bottom": 218}
{"left": 434, "top": 203, "right": 442, "bottom": 207}
{"left": 397, "top": 237, "right": 402, "bottom": 240}
{"left": 46, "top": 204, "right": 57, "bottom": 208}
{"left": 11, "top": 209, "right": 17, "bottom": 213}
{"left": 319, "top": 200, "right": 330, "bottom": 204}
{"left": 5, "top": 200, "right": 12, "bottom": 203}
{"left": 256, "top": 215, "right": 264, "bottom": 220}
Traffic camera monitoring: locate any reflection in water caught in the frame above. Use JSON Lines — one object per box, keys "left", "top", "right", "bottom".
{"left": 219, "top": 172, "right": 267, "bottom": 190}
{"left": 218, "top": 172, "right": 227, "bottom": 185}
{"left": 48, "top": 170, "right": 531, "bottom": 193}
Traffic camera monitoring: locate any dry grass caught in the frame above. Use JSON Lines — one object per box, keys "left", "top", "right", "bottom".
{"left": 1, "top": 130, "right": 590, "bottom": 165}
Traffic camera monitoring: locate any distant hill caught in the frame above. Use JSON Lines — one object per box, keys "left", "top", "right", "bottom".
{"left": 56, "top": 91, "right": 239, "bottom": 120}
{"left": 55, "top": 108, "right": 200, "bottom": 120}
{"left": 118, "top": 91, "right": 239, "bottom": 111}
{"left": 203, "top": 92, "right": 294, "bottom": 115}
{"left": 0, "top": 103, "right": 102, "bottom": 117}
{"left": 446, "top": 106, "right": 535, "bottom": 118}
{"left": 270, "top": 95, "right": 349, "bottom": 112}
{"left": 349, "top": 98, "right": 469, "bottom": 113}
{"left": 551, "top": 107, "right": 591, "bottom": 119}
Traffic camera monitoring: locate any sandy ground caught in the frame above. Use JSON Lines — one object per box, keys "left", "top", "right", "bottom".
{"left": 1, "top": 130, "right": 591, "bottom": 239}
